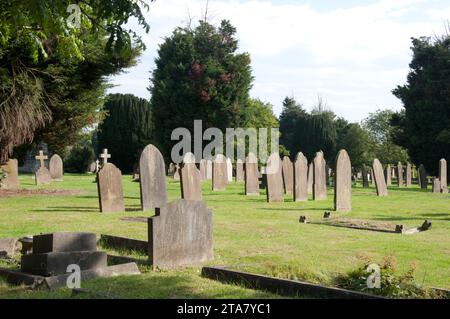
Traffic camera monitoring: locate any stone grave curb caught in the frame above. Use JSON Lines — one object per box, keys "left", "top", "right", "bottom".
{"left": 99, "top": 234, "right": 148, "bottom": 255}
{"left": 201, "top": 266, "right": 384, "bottom": 299}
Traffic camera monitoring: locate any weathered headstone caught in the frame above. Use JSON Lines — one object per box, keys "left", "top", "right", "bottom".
{"left": 199, "top": 159, "right": 207, "bottom": 181}
{"left": 439, "top": 158, "right": 448, "bottom": 193}
{"left": 49, "top": 154, "right": 63, "bottom": 181}
{"left": 418, "top": 164, "right": 427, "bottom": 189}
{"left": 236, "top": 159, "right": 244, "bottom": 182}
{"left": 139, "top": 144, "right": 167, "bottom": 211}
{"left": 35, "top": 150, "right": 51, "bottom": 185}
{"left": 406, "top": 162, "right": 412, "bottom": 187}
{"left": 307, "top": 162, "right": 313, "bottom": 194}
{"left": 313, "top": 151, "right": 327, "bottom": 200}
{"left": 372, "top": 159, "right": 388, "bottom": 196}
{"left": 226, "top": 158, "right": 233, "bottom": 182}
{"left": 432, "top": 177, "right": 441, "bottom": 193}
{"left": 168, "top": 162, "right": 176, "bottom": 176}
{"left": 97, "top": 163, "right": 125, "bottom": 213}
{"left": 362, "top": 166, "right": 369, "bottom": 188}
{"left": 212, "top": 154, "right": 227, "bottom": 191}
{"left": 294, "top": 152, "right": 308, "bottom": 202}
{"left": 385, "top": 164, "right": 392, "bottom": 186}
{"left": 206, "top": 160, "right": 212, "bottom": 180}
{"left": 281, "top": 156, "right": 294, "bottom": 195}
{"left": 0, "top": 159, "right": 19, "bottom": 189}
{"left": 265, "top": 153, "right": 284, "bottom": 202}
{"left": 245, "top": 153, "right": 259, "bottom": 196}
{"left": 334, "top": 150, "right": 352, "bottom": 211}
{"left": 397, "top": 162, "right": 404, "bottom": 187}
{"left": 180, "top": 153, "right": 202, "bottom": 201}
{"left": 148, "top": 199, "right": 213, "bottom": 268}
{"left": 89, "top": 161, "right": 97, "bottom": 173}
{"left": 173, "top": 164, "right": 180, "bottom": 181}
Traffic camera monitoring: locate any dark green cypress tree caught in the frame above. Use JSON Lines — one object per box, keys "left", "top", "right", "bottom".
{"left": 97, "top": 94, "right": 153, "bottom": 172}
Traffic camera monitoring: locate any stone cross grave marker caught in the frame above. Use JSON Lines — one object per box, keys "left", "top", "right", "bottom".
{"left": 372, "top": 159, "right": 388, "bottom": 196}
{"left": 334, "top": 150, "right": 352, "bottom": 211}
{"left": 100, "top": 148, "right": 111, "bottom": 165}
{"left": 245, "top": 153, "right": 259, "bottom": 196}
{"left": 139, "top": 144, "right": 167, "bottom": 211}
{"left": 97, "top": 163, "right": 125, "bottom": 213}
{"left": 35, "top": 150, "right": 51, "bottom": 185}
{"left": 294, "top": 152, "right": 308, "bottom": 202}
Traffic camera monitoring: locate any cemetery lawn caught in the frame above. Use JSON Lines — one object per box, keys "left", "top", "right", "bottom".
{"left": 0, "top": 174, "right": 449, "bottom": 298}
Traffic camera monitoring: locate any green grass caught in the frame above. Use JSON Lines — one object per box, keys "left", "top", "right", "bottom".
{"left": 0, "top": 173, "right": 449, "bottom": 298}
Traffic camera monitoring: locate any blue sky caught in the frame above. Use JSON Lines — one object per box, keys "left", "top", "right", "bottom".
{"left": 108, "top": 0, "right": 450, "bottom": 121}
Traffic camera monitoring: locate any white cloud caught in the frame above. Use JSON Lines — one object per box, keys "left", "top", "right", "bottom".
{"left": 109, "top": 0, "right": 450, "bottom": 121}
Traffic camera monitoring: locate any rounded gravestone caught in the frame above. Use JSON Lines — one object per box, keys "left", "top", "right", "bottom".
{"left": 313, "top": 151, "right": 327, "bottom": 200}
{"left": 334, "top": 150, "right": 352, "bottom": 211}
{"left": 266, "top": 153, "right": 284, "bottom": 202}
{"left": 49, "top": 154, "right": 64, "bottom": 181}
{"left": 372, "top": 159, "right": 388, "bottom": 196}
{"left": 139, "top": 144, "right": 167, "bottom": 211}
{"left": 294, "top": 152, "right": 308, "bottom": 202}
{"left": 180, "top": 152, "right": 202, "bottom": 201}
{"left": 282, "top": 156, "right": 294, "bottom": 195}
{"left": 97, "top": 163, "right": 125, "bottom": 213}
{"left": 245, "top": 153, "right": 259, "bottom": 196}
{"left": 212, "top": 154, "right": 227, "bottom": 191}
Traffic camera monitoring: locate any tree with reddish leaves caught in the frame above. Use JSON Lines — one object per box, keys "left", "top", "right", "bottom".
{"left": 149, "top": 20, "right": 253, "bottom": 160}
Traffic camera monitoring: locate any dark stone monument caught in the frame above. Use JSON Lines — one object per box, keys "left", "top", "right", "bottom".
{"left": 21, "top": 232, "right": 107, "bottom": 276}
{"left": 418, "top": 164, "right": 427, "bottom": 189}
{"left": 34, "top": 150, "right": 51, "bottom": 185}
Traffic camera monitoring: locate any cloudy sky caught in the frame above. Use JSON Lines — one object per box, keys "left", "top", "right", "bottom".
{"left": 108, "top": 0, "right": 450, "bottom": 121}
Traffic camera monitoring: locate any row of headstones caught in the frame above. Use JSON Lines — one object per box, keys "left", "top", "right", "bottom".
{"left": 0, "top": 152, "right": 64, "bottom": 188}
{"left": 164, "top": 150, "right": 350, "bottom": 211}
{"left": 364, "top": 159, "right": 448, "bottom": 195}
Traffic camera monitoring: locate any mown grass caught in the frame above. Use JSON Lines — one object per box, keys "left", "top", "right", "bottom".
{"left": 0, "top": 173, "right": 448, "bottom": 298}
